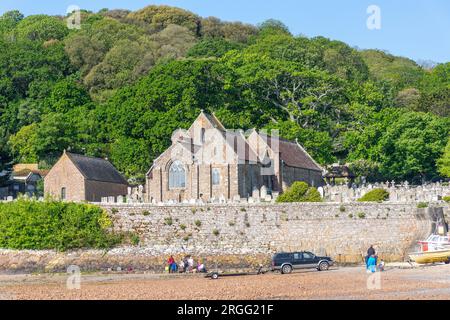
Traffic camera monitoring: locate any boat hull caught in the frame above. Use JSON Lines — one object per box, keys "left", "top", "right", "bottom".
{"left": 409, "top": 250, "right": 450, "bottom": 265}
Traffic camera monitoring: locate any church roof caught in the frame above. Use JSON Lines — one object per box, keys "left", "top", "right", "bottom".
{"left": 203, "top": 112, "right": 226, "bottom": 131}
{"left": 66, "top": 152, "right": 128, "bottom": 185}
{"left": 278, "top": 139, "right": 322, "bottom": 172}
{"left": 259, "top": 133, "right": 323, "bottom": 172}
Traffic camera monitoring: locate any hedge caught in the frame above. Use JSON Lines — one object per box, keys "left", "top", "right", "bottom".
{"left": 276, "top": 182, "right": 323, "bottom": 203}
{"left": 0, "top": 199, "right": 122, "bottom": 251}
{"left": 358, "top": 189, "right": 390, "bottom": 202}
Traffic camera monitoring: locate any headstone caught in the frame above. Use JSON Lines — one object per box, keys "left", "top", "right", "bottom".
{"left": 318, "top": 187, "right": 324, "bottom": 199}
{"left": 219, "top": 195, "right": 226, "bottom": 204}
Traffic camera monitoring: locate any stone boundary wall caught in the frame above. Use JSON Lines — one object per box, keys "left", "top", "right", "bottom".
{"left": 323, "top": 183, "right": 450, "bottom": 203}
{"left": 105, "top": 203, "right": 446, "bottom": 264}
{"left": 0, "top": 203, "right": 447, "bottom": 274}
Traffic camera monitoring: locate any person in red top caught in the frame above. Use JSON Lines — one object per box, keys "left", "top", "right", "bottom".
{"left": 168, "top": 256, "right": 176, "bottom": 273}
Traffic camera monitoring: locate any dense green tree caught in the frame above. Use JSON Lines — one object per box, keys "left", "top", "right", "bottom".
{"left": 258, "top": 19, "right": 291, "bottom": 36}
{"left": 438, "top": 138, "right": 450, "bottom": 178}
{"left": 127, "top": 5, "right": 200, "bottom": 35}
{"left": 377, "top": 112, "right": 449, "bottom": 181}
{"left": 187, "top": 37, "right": 243, "bottom": 58}
{"left": 44, "top": 77, "right": 90, "bottom": 113}
{"left": 360, "top": 49, "right": 425, "bottom": 91}
{"left": 64, "top": 18, "right": 144, "bottom": 75}
{"left": 14, "top": 15, "right": 69, "bottom": 42}
{"left": 0, "top": 10, "right": 24, "bottom": 33}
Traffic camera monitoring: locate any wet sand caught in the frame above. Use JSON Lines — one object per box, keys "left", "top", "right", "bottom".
{"left": 1, "top": 264, "right": 450, "bottom": 300}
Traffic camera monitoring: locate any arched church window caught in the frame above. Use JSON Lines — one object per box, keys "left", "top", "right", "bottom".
{"left": 169, "top": 161, "right": 186, "bottom": 189}
{"left": 212, "top": 168, "right": 221, "bottom": 186}
{"left": 201, "top": 128, "right": 206, "bottom": 143}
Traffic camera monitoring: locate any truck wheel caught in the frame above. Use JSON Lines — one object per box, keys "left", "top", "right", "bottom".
{"left": 281, "top": 265, "right": 293, "bottom": 274}
{"left": 318, "top": 262, "right": 329, "bottom": 271}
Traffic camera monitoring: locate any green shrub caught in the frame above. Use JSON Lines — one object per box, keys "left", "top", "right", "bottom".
{"left": 358, "top": 189, "right": 389, "bottom": 202}
{"left": 276, "top": 182, "right": 323, "bottom": 203}
{"left": 213, "top": 229, "right": 220, "bottom": 236}
{"left": 180, "top": 224, "right": 187, "bottom": 230}
{"left": 417, "top": 202, "right": 429, "bottom": 209}
{"left": 339, "top": 205, "right": 346, "bottom": 213}
{"left": 0, "top": 199, "right": 121, "bottom": 251}
{"left": 443, "top": 196, "right": 450, "bottom": 203}
{"left": 164, "top": 217, "right": 173, "bottom": 226}
{"left": 130, "top": 233, "right": 140, "bottom": 246}
{"left": 357, "top": 212, "right": 366, "bottom": 219}
{"left": 142, "top": 211, "right": 151, "bottom": 216}
{"left": 194, "top": 220, "right": 202, "bottom": 227}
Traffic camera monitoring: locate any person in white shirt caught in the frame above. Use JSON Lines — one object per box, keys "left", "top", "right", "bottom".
{"left": 187, "top": 256, "right": 194, "bottom": 272}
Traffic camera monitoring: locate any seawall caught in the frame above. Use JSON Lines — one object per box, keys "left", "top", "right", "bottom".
{"left": 0, "top": 203, "right": 447, "bottom": 273}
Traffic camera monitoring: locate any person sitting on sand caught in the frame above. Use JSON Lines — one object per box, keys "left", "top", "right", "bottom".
{"left": 378, "top": 259, "right": 385, "bottom": 272}
{"left": 197, "top": 261, "right": 207, "bottom": 273}
{"left": 187, "top": 256, "right": 194, "bottom": 272}
{"left": 179, "top": 260, "right": 185, "bottom": 273}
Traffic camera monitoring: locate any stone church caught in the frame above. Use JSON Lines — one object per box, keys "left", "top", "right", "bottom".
{"left": 145, "top": 111, "right": 324, "bottom": 203}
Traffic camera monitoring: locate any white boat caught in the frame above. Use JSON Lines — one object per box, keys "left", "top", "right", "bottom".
{"left": 409, "top": 234, "right": 450, "bottom": 265}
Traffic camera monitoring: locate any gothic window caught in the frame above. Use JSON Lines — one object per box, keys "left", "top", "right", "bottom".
{"left": 201, "top": 128, "right": 206, "bottom": 143}
{"left": 61, "top": 187, "right": 66, "bottom": 200}
{"left": 212, "top": 168, "right": 221, "bottom": 186}
{"left": 169, "top": 161, "right": 186, "bottom": 189}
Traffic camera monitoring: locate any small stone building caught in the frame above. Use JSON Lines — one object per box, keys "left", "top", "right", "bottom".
{"left": 146, "top": 111, "right": 324, "bottom": 203}
{"left": 44, "top": 151, "right": 128, "bottom": 202}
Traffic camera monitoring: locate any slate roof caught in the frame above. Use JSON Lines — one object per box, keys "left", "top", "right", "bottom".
{"left": 260, "top": 133, "right": 323, "bottom": 172}
{"left": 66, "top": 152, "right": 128, "bottom": 185}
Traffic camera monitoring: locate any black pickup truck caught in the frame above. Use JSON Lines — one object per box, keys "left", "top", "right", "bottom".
{"left": 271, "top": 252, "right": 334, "bottom": 274}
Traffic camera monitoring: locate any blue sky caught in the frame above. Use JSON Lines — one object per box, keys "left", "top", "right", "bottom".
{"left": 1, "top": 0, "right": 449, "bottom": 63}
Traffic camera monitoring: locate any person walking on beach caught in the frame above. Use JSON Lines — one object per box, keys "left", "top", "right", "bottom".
{"left": 366, "top": 245, "right": 376, "bottom": 267}
{"left": 367, "top": 255, "right": 377, "bottom": 273}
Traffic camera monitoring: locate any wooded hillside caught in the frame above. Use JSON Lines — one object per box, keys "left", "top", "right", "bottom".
{"left": 0, "top": 5, "right": 449, "bottom": 184}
